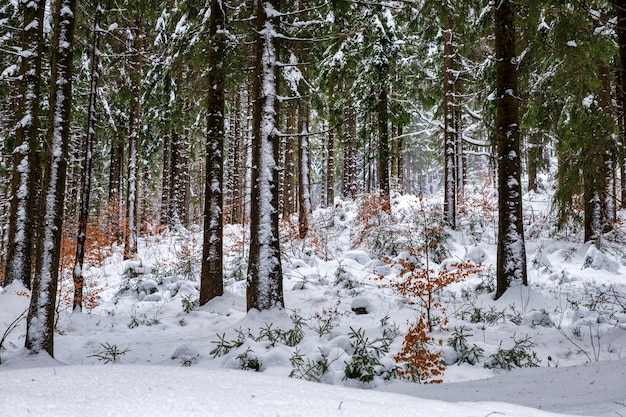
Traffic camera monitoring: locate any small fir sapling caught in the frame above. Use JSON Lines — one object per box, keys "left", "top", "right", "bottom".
{"left": 89, "top": 342, "right": 130, "bottom": 364}
{"left": 289, "top": 348, "right": 332, "bottom": 383}
{"left": 484, "top": 334, "right": 540, "bottom": 370}
{"left": 446, "top": 326, "right": 484, "bottom": 365}
{"left": 236, "top": 347, "right": 262, "bottom": 371}
{"left": 343, "top": 327, "right": 393, "bottom": 383}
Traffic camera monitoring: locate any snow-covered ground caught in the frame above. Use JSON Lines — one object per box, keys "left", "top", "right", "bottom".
{"left": 1, "top": 192, "right": 625, "bottom": 417}
{"left": 3, "top": 364, "right": 604, "bottom": 417}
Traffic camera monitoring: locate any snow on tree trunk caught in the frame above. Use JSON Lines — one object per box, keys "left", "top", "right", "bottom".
{"left": 395, "top": 123, "right": 404, "bottom": 192}
{"left": 3, "top": 0, "right": 45, "bottom": 289}
{"left": 26, "top": 0, "right": 76, "bottom": 355}
{"left": 455, "top": 109, "right": 464, "bottom": 206}
{"left": 168, "top": 121, "right": 190, "bottom": 226}
{"left": 72, "top": 0, "right": 102, "bottom": 312}
{"left": 108, "top": 129, "right": 124, "bottom": 244}
{"left": 342, "top": 104, "right": 358, "bottom": 199}
{"left": 160, "top": 113, "right": 171, "bottom": 226}
{"left": 527, "top": 132, "right": 539, "bottom": 193}
{"left": 200, "top": 0, "right": 225, "bottom": 306}
{"left": 598, "top": 62, "right": 616, "bottom": 229}
{"left": 127, "top": 108, "right": 139, "bottom": 257}
{"left": 494, "top": 0, "right": 528, "bottom": 300}
{"left": 226, "top": 87, "right": 246, "bottom": 224}
{"left": 283, "top": 104, "right": 297, "bottom": 216}
{"left": 604, "top": 160, "right": 616, "bottom": 227}
{"left": 377, "top": 86, "right": 391, "bottom": 210}
{"left": 125, "top": 12, "right": 143, "bottom": 258}
{"left": 326, "top": 108, "right": 335, "bottom": 208}
{"left": 616, "top": 0, "right": 626, "bottom": 209}
{"left": 247, "top": 0, "right": 284, "bottom": 311}
{"left": 443, "top": 14, "right": 456, "bottom": 229}
{"left": 298, "top": 103, "right": 311, "bottom": 240}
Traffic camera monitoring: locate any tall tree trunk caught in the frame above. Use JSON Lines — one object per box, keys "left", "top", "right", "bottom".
{"left": 125, "top": 12, "right": 143, "bottom": 258}
{"left": 443, "top": 13, "right": 456, "bottom": 229}
{"left": 527, "top": 134, "right": 539, "bottom": 193}
{"left": 64, "top": 136, "right": 81, "bottom": 225}
{"left": 283, "top": 103, "right": 297, "bottom": 216}
{"left": 326, "top": 108, "right": 335, "bottom": 207}
{"left": 583, "top": 62, "right": 613, "bottom": 241}
{"left": 391, "top": 124, "right": 398, "bottom": 185}
{"left": 108, "top": 127, "right": 124, "bottom": 244}
{"left": 72, "top": 0, "right": 102, "bottom": 312}
{"left": 247, "top": 0, "right": 284, "bottom": 311}
{"left": 3, "top": 0, "right": 45, "bottom": 289}
{"left": 26, "top": 0, "right": 76, "bottom": 355}
{"left": 616, "top": 0, "right": 626, "bottom": 208}
{"left": 598, "top": 62, "right": 616, "bottom": 228}
{"left": 377, "top": 86, "right": 390, "bottom": 209}
{"left": 200, "top": 0, "right": 225, "bottom": 306}
{"left": 167, "top": 86, "right": 191, "bottom": 227}
{"left": 455, "top": 109, "right": 464, "bottom": 206}
{"left": 404, "top": 144, "right": 412, "bottom": 195}
{"left": 584, "top": 179, "right": 602, "bottom": 242}
{"left": 342, "top": 104, "right": 358, "bottom": 199}
{"left": 168, "top": 127, "right": 180, "bottom": 224}
{"left": 227, "top": 88, "right": 245, "bottom": 224}
{"left": 494, "top": 0, "right": 527, "bottom": 299}
{"left": 298, "top": 102, "right": 311, "bottom": 239}
{"left": 396, "top": 123, "right": 404, "bottom": 193}
{"left": 160, "top": 111, "right": 171, "bottom": 226}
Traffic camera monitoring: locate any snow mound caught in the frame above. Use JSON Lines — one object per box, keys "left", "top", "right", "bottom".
{"left": 583, "top": 246, "right": 619, "bottom": 273}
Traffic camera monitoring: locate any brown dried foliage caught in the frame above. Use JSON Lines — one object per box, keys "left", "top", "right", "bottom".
{"left": 394, "top": 316, "right": 444, "bottom": 384}
{"left": 354, "top": 194, "right": 394, "bottom": 249}
{"left": 389, "top": 249, "right": 481, "bottom": 384}
{"left": 57, "top": 216, "right": 112, "bottom": 313}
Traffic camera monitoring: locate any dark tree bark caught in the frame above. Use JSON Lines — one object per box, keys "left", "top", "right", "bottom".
{"left": 455, "top": 109, "right": 465, "bottom": 205}
{"left": 298, "top": 102, "right": 311, "bottom": 239}
{"left": 160, "top": 112, "right": 171, "bottom": 226}
{"left": 125, "top": 12, "right": 143, "bottom": 258}
{"left": 527, "top": 132, "right": 540, "bottom": 193}
{"left": 342, "top": 104, "right": 358, "bottom": 199}
{"left": 616, "top": 0, "right": 626, "bottom": 208}
{"left": 598, "top": 62, "right": 616, "bottom": 229}
{"left": 73, "top": 0, "right": 102, "bottom": 312}
{"left": 582, "top": 62, "right": 614, "bottom": 241}
{"left": 494, "top": 0, "right": 527, "bottom": 300}
{"left": 583, "top": 168, "right": 603, "bottom": 242}
{"left": 26, "top": 0, "right": 76, "bottom": 355}
{"left": 443, "top": 13, "right": 456, "bottom": 229}
{"left": 366, "top": 111, "right": 374, "bottom": 194}
{"left": 247, "top": 0, "right": 284, "bottom": 311}
{"left": 3, "top": 0, "right": 45, "bottom": 289}
{"left": 168, "top": 121, "right": 190, "bottom": 226}
{"left": 283, "top": 103, "right": 297, "bottom": 216}
{"left": 227, "top": 87, "right": 245, "bottom": 224}
{"left": 326, "top": 107, "right": 335, "bottom": 208}
{"left": 200, "top": 0, "right": 226, "bottom": 306}
{"left": 395, "top": 123, "right": 404, "bottom": 191}
{"left": 377, "top": 86, "right": 390, "bottom": 209}
{"left": 108, "top": 127, "right": 124, "bottom": 244}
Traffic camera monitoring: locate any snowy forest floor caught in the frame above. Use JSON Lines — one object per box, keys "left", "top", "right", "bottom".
{"left": 1, "top": 187, "right": 626, "bottom": 417}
